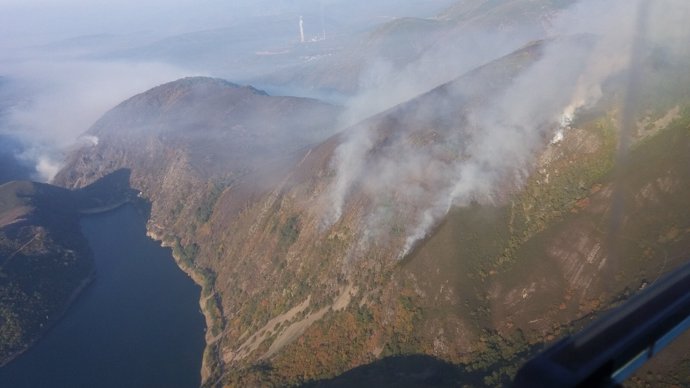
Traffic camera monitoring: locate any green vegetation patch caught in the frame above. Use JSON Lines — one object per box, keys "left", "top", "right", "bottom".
{"left": 279, "top": 215, "right": 301, "bottom": 247}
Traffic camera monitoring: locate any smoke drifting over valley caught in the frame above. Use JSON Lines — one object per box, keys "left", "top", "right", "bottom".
{"left": 0, "top": 0, "right": 455, "bottom": 182}
{"left": 323, "top": 0, "right": 690, "bottom": 259}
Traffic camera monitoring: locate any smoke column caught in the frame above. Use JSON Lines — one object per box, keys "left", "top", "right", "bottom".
{"left": 321, "top": 0, "right": 649, "bottom": 260}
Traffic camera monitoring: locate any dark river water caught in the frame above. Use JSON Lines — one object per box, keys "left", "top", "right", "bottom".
{"left": 0, "top": 204, "right": 206, "bottom": 388}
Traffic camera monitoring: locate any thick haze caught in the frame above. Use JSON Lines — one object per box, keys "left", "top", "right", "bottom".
{"left": 0, "top": 0, "right": 455, "bottom": 182}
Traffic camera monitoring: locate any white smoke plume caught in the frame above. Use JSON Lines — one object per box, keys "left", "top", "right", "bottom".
{"left": 34, "top": 155, "right": 61, "bottom": 183}
{"left": 79, "top": 135, "right": 100, "bottom": 146}
{"left": 1, "top": 60, "right": 189, "bottom": 182}
{"left": 322, "top": 0, "right": 688, "bottom": 260}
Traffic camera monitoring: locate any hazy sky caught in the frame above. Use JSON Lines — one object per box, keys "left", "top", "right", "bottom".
{"left": 1, "top": 1, "right": 251, "bottom": 47}
{"left": 0, "top": 0, "right": 456, "bottom": 49}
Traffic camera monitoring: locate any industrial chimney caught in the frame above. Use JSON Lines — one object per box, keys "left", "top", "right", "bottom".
{"left": 299, "top": 16, "right": 305, "bottom": 43}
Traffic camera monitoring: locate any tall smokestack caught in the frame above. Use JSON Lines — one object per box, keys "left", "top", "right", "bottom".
{"left": 299, "top": 16, "right": 305, "bottom": 43}
{"left": 320, "top": 3, "right": 326, "bottom": 40}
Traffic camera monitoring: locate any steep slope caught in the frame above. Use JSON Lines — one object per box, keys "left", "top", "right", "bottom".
{"left": 208, "top": 49, "right": 690, "bottom": 387}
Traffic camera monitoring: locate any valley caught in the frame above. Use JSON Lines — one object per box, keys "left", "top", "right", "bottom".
{"left": 2, "top": 1, "right": 690, "bottom": 387}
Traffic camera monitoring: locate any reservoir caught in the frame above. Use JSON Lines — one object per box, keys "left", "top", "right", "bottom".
{"left": 0, "top": 204, "right": 206, "bottom": 388}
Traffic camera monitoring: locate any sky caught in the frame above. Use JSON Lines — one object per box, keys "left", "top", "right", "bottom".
{"left": 0, "top": 0, "right": 456, "bottom": 48}
{"left": 1, "top": 1, "right": 253, "bottom": 48}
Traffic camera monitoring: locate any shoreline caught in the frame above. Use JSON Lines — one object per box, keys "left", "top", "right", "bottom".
{"left": 0, "top": 269, "right": 96, "bottom": 368}
{"left": 146, "top": 227, "right": 220, "bottom": 385}
{"left": 0, "top": 200, "right": 127, "bottom": 369}
{"left": 0, "top": 200, "right": 215, "bottom": 385}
